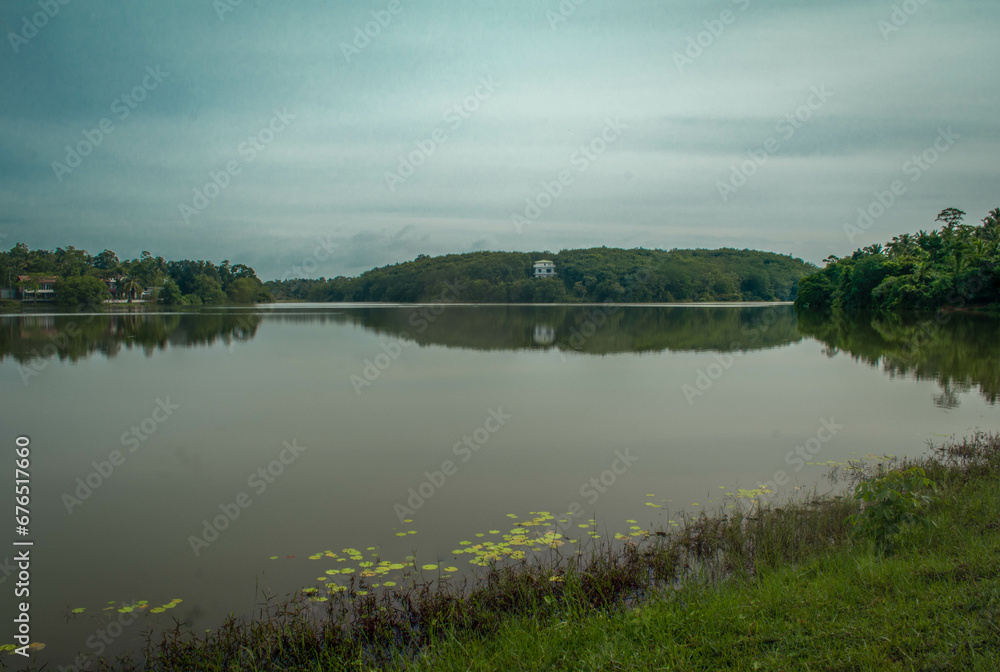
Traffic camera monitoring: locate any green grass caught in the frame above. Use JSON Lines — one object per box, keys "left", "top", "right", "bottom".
{"left": 89, "top": 433, "right": 1000, "bottom": 672}
{"left": 401, "top": 472, "right": 1000, "bottom": 671}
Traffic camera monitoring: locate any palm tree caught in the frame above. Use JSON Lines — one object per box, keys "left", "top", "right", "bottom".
{"left": 119, "top": 276, "right": 142, "bottom": 303}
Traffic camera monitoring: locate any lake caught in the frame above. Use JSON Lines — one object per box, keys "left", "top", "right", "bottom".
{"left": 1, "top": 303, "right": 997, "bottom": 666}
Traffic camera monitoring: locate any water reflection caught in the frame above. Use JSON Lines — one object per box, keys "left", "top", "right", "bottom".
{"left": 796, "top": 309, "right": 1000, "bottom": 406}
{"left": 0, "top": 310, "right": 261, "bottom": 363}
{"left": 317, "top": 304, "right": 803, "bottom": 354}
{"left": 4, "top": 305, "right": 998, "bottom": 406}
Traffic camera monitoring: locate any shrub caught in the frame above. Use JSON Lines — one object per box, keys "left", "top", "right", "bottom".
{"left": 847, "top": 466, "right": 936, "bottom": 552}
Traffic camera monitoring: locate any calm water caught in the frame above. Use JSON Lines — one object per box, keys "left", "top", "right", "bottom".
{"left": 1, "top": 304, "right": 998, "bottom": 666}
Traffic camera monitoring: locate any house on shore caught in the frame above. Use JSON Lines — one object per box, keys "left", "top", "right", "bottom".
{"left": 533, "top": 260, "right": 557, "bottom": 278}
{"left": 16, "top": 275, "right": 58, "bottom": 302}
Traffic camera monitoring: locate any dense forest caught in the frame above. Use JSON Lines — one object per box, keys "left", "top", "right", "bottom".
{"left": 794, "top": 208, "right": 1000, "bottom": 313}
{"left": 0, "top": 244, "right": 269, "bottom": 306}
{"left": 266, "top": 248, "right": 814, "bottom": 303}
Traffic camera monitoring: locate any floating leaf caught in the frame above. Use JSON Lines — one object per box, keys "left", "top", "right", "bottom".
{"left": 71, "top": 608, "right": 86, "bottom": 614}
{"left": 383, "top": 581, "right": 396, "bottom": 587}
{"left": 421, "top": 564, "right": 438, "bottom": 571}
{"left": 444, "top": 566, "right": 458, "bottom": 572}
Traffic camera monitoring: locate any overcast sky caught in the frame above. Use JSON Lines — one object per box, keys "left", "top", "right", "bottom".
{"left": 2, "top": 0, "right": 998, "bottom": 280}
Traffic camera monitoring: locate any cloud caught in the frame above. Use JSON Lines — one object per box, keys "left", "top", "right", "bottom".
{"left": 1, "top": 0, "right": 998, "bottom": 279}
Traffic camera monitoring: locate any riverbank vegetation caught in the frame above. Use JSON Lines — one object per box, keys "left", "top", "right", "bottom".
{"left": 267, "top": 248, "right": 814, "bottom": 304}
{"left": 0, "top": 244, "right": 269, "bottom": 306}
{"left": 80, "top": 432, "right": 1000, "bottom": 671}
{"left": 795, "top": 207, "right": 1000, "bottom": 313}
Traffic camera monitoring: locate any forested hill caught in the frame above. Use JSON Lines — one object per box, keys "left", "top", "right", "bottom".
{"left": 267, "top": 248, "right": 815, "bottom": 303}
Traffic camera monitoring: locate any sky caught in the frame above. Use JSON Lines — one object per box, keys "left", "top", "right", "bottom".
{"left": 1, "top": 0, "right": 998, "bottom": 280}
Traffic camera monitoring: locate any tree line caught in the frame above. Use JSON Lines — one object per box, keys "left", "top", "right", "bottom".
{"left": 266, "top": 247, "right": 815, "bottom": 304}
{"left": 794, "top": 208, "right": 1000, "bottom": 313}
{"left": 0, "top": 244, "right": 270, "bottom": 306}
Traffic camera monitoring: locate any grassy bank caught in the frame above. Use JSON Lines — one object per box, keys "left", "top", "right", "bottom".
{"left": 93, "top": 433, "right": 999, "bottom": 671}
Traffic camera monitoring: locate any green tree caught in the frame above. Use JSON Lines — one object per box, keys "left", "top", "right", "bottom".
{"left": 55, "top": 276, "right": 110, "bottom": 306}
{"left": 119, "top": 276, "right": 142, "bottom": 303}
{"left": 159, "top": 279, "right": 183, "bottom": 305}
{"left": 226, "top": 277, "right": 262, "bottom": 304}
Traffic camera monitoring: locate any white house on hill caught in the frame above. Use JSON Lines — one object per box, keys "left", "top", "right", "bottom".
{"left": 533, "top": 260, "right": 556, "bottom": 278}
